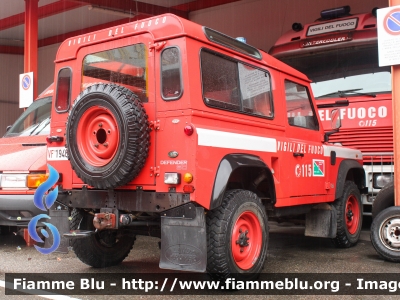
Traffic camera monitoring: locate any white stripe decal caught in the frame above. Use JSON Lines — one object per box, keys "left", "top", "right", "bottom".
{"left": 323, "top": 145, "right": 363, "bottom": 159}
{"left": 197, "top": 128, "right": 277, "bottom": 152}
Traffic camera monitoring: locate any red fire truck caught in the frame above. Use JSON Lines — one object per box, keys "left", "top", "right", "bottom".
{"left": 48, "top": 14, "right": 364, "bottom": 279}
{"left": 0, "top": 85, "right": 53, "bottom": 244}
{"left": 269, "top": 6, "right": 392, "bottom": 216}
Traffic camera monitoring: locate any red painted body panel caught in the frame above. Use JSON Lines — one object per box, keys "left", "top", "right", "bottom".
{"left": 49, "top": 13, "right": 362, "bottom": 212}
{"left": 0, "top": 135, "right": 46, "bottom": 171}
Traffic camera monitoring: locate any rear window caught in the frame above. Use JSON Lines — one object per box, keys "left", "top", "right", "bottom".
{"left": 201, "top": 50, "right": 273, "bottom": 118}
{"left": 82, "top": 44, "right": 148, "bottom": 102}
{"left": 161, "top": 47, "right": 182, "bottom": 100}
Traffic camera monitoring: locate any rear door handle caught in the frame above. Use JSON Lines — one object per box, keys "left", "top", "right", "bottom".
{"left": 293, "top": 152, "right": 304, "bottom": 157}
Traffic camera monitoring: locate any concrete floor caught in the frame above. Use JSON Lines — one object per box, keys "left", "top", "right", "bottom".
{"left": 0, "top": 220, "right": 399, "bottom": 299}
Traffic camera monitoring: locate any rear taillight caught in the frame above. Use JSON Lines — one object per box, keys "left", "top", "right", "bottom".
{"left": 183, "top": 185, "right": 195, "bottom": 193}
{"left": 184, "top": 125, "right": 194, "bottom": 136}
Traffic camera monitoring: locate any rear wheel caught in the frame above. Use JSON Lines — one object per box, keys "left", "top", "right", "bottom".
{"left": 70, "top": 209, "right": 135, "bottom": 268}
{"left": 66, "top": 83, "right": 150, "bottom": 189}
{"left": 207, "top": 189, "right": 268, "bottom": 281}
{"left": 332, "top": 181, "right": 362, "bottom": 248}
{"left": 371, "top": 206, "right": 400, "bottom": 262}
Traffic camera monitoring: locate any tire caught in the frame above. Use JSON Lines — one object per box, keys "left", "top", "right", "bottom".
{"left": 370, "top": 206, "right": 400, "bottom": 262}
{"left": 207, "top": 189, "right": 268, "bottom": 281}
{"left": 66, "top": 83, "right": 150, "bottom": 189}
{"left": 332, "top": 181, "right": 363, "bottom": 248}
{"left": 70, "top": 209, "right": 135, "bottom": 268}
{"left": 372, "top": 182, "right": 394, "bottom": 219}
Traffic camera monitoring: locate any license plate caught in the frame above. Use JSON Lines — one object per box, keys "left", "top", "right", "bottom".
{"left": 47, "top": 147, "right": 68, "bottom": 161}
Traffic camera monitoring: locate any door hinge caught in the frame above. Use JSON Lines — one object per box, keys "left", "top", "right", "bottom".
{"left": 150, "top": 166, "right": 160, "bottom": 177}
{"left": 149, "top": 41, "right": 166, "bottom": 52}
{"left": 149, "top": 120, "right": 160, "bottom": 131}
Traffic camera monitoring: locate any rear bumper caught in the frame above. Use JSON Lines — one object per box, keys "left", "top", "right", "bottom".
{"left": 0, "top": 194, "right": 43, "bottom": 226}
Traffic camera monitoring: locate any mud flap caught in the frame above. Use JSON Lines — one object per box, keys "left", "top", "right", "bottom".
{"left": 160, "top": 205, "right": 206, "bottom": 272}
{"left": 44, "top": 206, "right": 70, "bottom": 253}
{"left": 305, "top": 203, "right": 337, "bottom": 238}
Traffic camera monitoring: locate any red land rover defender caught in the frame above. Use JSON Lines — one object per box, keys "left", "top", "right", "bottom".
{"left": 48, "top": 14, "right": 364, "bottom": 279}
{"left": 269, "top": 6, "right": 392, "bottom": 216}
{"left": 0, "top": 85, "right": 53, "bottom": 240}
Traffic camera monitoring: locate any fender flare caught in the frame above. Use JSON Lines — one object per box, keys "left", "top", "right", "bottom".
{"left": 209, "top": 154, "right": 274, "bottom": 210}
{"left": 335, "top": 159, "right": 365, "bottom": 199}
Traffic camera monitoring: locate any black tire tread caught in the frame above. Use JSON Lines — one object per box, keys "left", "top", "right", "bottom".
{"left": 332, "top": 181, "right": 362, "bottom": 248}
{"left": 372, "top": 181, "right": 394, "bottom": 219}
{"left": 206, "top": 189, "right": 268, "bottom": 281}
{"left": 370, "top": 206, "right": 400, "bottom": 262}
{"left": 70, "top": 209, "right": 135, "bottom": 268}
{"left": 66, "top": 83, "right": 150, "bottom": 189}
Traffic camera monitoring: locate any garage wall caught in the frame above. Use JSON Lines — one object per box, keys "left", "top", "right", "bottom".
{"left": 37, "top": 43, "right": 61, "bottom": 93}
{"left": 0, "top": 0, "right": 390, "bottom": 136}
{"left": 0, "top": 53, "right": 24, "bottom": 136}
{"left": 0, "top": 43, "right": 59, "bottom": 137}
{"left": 190, "top": 0, "right": 388, "bottom": 52}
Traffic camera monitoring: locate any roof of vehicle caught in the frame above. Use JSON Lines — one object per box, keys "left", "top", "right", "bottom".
{"left": 55, "top": 13, "right": 309, "bottom": 82}
{"left": 37, "top": 83, "right": 54, "bottom": 99}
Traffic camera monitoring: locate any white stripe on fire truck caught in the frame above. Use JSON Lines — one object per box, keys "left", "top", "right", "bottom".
{"left": 323, "top": 145, "right": 363, "bottom": 159}
{"left": 197, "top": 128, "right": 277, "bottom": 152}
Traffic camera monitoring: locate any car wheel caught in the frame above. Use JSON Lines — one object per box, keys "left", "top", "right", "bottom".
{"left": 207, "top": 189, "right": 268, "bottom": 281}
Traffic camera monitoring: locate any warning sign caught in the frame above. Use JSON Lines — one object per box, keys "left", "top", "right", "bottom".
{"left": 19, "top": 72, "right": 34, "bottom": 108}
{"left": 313, "top": 159, "right": 325, "bottom": 177}
{"left": 377, "top": 6, "right": 400, "bottom": 66}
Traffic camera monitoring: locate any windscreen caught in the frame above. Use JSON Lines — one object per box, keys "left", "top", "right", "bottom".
{"left": 278, "top": 45, "right": 391, "bottom": 99}
{"left": 4, "top": 96, "right": 52, "bottom": 137}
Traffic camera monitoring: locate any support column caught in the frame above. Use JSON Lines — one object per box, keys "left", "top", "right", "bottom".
{"left": 390, "top": 0, "right": 400, "bottom": 206}
{"left": 24, "top": 0, "right": 39, "bottom": 99}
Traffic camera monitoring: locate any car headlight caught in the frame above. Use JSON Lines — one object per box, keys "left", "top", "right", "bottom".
{"left": 373, "top": 173, "right": 393, "bottom": 189}
{"left": 0, "top": 174, "right": 28, "bottom": 188}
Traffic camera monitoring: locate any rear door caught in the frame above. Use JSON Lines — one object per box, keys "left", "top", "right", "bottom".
{"left": 73, "top": 34, "right": 156, "bottom": 186}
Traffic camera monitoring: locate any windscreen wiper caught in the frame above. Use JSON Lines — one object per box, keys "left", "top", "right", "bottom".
{"left": 29, "top": 117, "right": 50, "bottom": 136}
{"left": 34, "top": 118, "right": 51, "bottom": 135}
{"left": 315, "top": 88, "right": 376, "bottom": 99}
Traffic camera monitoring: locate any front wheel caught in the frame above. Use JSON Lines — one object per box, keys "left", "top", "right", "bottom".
{"left": 332, "top": 181, "right": 362, "bottom": 248}
{"left": 70, "top": 209, "right": 135, "bottom": 268}
{"left": 371, "top": 206, "right": 400, "bottom": 262}
{"left": 207, "top": 190, "right": 268, "bottom": 281}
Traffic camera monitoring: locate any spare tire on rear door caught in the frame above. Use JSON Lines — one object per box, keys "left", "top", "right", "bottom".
{"left": 66, "top": 83, "right": 150, "bottom": 189}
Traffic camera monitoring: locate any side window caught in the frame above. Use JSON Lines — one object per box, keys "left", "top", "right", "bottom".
{"left": 238, "top": 64, "right": 272, "bottom": 117}
{"left": 161, "top": 47, "right": 182, "bottom": 100}
{"left": 285, "top": 80, "right": 319, "bottom": 130}
{"left": 201, "top": 50, "right": 272, "bottom": 118}
{"left": 82, "top": 44, "right": 148, "bottom": 102}
{"left": 201, "top": 51, "right": 240, "bottom": 110}
{"left": 55, "top": 68, "right": 71, "bottom": 113}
